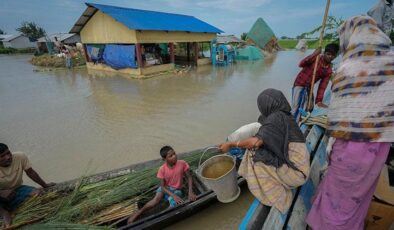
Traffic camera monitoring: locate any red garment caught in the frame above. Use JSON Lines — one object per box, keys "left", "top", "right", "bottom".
{"left": 157, "top": 160, "right": 189, "bottom": 189}
{"left": 293, "top": 53, "right": 332, "bottom": 103}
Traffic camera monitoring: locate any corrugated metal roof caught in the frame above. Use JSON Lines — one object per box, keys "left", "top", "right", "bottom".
{"left": 216, "top": 35, "right": 243, "bottom": 44}
{"left": 0, "top": 34, "right": 13, "bottom": 41}
{"left": 70, "top": 2, "right": 223, "bottom": 34}
{"left": 247, "top": 18, "right": 275, "bottom": 49}
{"left": 2, "top": 34, "right": 23, "bottom": 42}
{"left": 37, "top": 33, "right": 77, "bottom": 42}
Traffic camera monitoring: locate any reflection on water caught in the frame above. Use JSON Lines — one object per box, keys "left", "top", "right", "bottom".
{"left": 0, "top": 51, "right": 306, "bottom": 229}
{"left": 167, "top": 188, "right": 255, "bottom": 230}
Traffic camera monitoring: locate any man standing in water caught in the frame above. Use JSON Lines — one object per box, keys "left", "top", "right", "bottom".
{"left": 291, "top": 43, "right": 339, "bottom": 121}
{"left": 0, "top": 143, "right": 55, "bottom": 227}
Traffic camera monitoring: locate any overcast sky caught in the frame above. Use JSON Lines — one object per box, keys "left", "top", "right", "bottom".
{"left": 0, "top": 0, "right": 375, "bottom": 37}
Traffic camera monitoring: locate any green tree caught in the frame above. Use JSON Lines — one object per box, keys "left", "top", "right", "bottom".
{"left": 240, "top": 32, "right": 247, "bottom": 41}
{"left": 16, "top": 21, "right": 46, "bottom": 40}
{"left": 0, "top": 29, "right": 5, "bottom": 35}
{"left": 298, "top": 16, "right": 344, "bottom": 42}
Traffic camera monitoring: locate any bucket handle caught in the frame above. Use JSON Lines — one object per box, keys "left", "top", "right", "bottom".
{"left": 198, "top": 146, "right": 221, "bottom": 168}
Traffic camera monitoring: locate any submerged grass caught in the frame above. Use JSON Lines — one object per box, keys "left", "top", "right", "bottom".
{"left": 278, "top": 39, "right": 334, "bottom": 49}
{"left": 3, "top": 149, "right": 218, "bottom": 229}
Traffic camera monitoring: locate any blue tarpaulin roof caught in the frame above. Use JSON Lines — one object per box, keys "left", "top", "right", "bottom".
{"left": 75, "top": 3, "right": 223, "bottom": 33}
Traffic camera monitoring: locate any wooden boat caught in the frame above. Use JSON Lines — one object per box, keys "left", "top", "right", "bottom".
{"left": 118, "top": 153, "right": 245, "bottom": 230}
{"left": 17, "top": 147, "right": 245, "bottom": 230}
{"left": 121, "top": 176, "right": 245, "bottom": 230}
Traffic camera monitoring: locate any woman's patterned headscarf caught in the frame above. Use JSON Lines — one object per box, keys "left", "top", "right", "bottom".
{"left": 327, "top": 15, "right": 394, "bottom": 142}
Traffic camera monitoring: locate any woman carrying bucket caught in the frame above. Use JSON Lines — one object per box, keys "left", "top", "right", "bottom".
{"left": 219, "top": 88, "right": 310, "bottom": 213}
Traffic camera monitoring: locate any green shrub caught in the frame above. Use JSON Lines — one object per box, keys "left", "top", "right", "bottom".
{"left": 0, "top": 47, "right": 35, "bottom": 54}
{"left": 0, "top": 47, "right": 17, "bottom": 54}
{"left": 16, "top": 48, "right": 35, "bottom": 53}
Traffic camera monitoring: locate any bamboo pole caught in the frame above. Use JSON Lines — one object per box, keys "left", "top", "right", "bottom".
{"left": 307, "top": 0, "right": 331, "bottom": 111}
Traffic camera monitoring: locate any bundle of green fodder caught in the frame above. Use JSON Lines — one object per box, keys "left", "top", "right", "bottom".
{"left": 31, "top": 54, "right": 65, "bottom": 67}
{"left": 2, "top": 149, "right": 218, "bottom": 229}
{"left": 21, "top": 223, "right": 113, "bottom": 230}
{"left": 31, "top": 53, "right": 86, "bottom": 68}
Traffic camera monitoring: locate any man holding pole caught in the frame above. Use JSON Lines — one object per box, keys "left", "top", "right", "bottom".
{"left": 291, "top": 43, "right": 339, "bottom": 121}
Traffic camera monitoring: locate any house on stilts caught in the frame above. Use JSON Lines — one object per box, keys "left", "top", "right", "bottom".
{"left": 70, "top": 3, "right": 223, "bottom": 76}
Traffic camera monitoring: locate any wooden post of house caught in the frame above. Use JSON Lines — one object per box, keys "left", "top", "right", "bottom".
{"left": 83, "top": 44, "right": 91, "bottom": 62}
{"left": 136, "top": 43, "right": 143, "bottom": 68}
{"left": 209, "top": 42, "right": 211, "bottom": 59}
{"left": 169, "top": 42, "right": 175, "bottom": 63}
{"left": 187, "top": 42, "right": 190, "bottom": 62}
{"left": 193, "top": 42, "right": 199, "bottom": 66}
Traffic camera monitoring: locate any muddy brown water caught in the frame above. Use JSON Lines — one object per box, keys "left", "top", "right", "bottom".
{"left": 0, "top": 51, "right": 308, "bottom": 229}
{"left": 202, "top": 159, "right": 234, "bottom": 179}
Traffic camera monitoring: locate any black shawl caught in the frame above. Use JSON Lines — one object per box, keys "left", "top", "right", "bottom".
{"left": 253, "top": 89, "right": 305, "bottom": 172}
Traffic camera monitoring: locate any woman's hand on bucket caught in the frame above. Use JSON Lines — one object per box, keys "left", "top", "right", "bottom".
{"left": 218, "top": 142, "right": 232, "bottom": 153}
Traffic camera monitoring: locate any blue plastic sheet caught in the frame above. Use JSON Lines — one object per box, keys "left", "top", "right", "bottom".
{"left": 86, "top": 45, "right": 104, "bottom": 63}
{"left": 103, "top": 44, "right": 137, "bottom": 69}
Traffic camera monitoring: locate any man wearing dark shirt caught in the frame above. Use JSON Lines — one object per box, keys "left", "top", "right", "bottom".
{"left": 291, "top": 43, "right": 339, "bottom": 121}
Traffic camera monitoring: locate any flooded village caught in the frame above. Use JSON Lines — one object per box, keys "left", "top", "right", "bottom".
{"left": 0, "top": 0, "right": 393, "bottom": 229}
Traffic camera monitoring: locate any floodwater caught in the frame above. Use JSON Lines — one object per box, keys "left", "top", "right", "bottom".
{"left": 0, "top": 51, "right": 307, "bottom": 229}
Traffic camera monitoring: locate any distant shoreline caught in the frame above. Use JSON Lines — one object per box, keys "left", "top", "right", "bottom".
{"left": 278, "top": 39, "right": 334, "bottom": 49}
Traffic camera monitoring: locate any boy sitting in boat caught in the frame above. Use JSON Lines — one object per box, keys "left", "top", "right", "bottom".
{"left": 127, "top": 145, "right": 197, "bottom": 223}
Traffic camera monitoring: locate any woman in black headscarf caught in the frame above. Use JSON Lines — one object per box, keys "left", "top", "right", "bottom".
{"left": 219, "top": 88, "right": 309, "bottom": 213}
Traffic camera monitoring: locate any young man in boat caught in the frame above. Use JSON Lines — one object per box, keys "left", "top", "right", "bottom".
{"left": 291, "top": 43, "right": 339, "bottom": 121}
{"left": 127, "top": 145, "right": 197, "bottom": 224}
{"left": 0, "top": 143, "right": 55, "bottom": 227}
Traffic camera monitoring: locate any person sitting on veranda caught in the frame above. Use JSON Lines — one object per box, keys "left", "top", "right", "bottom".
{"left": 127, "top": 146, "right": 197, "bottom": 224}
{"left": 0, "top": 143, "right": 55, "bottom": 227}
{"left": 219, "top": 89, "right": 310, "bottom": 213}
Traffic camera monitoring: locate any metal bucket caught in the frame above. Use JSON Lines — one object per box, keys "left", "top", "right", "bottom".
{"left": 198, "top": 154, "right": 240, "bottom": 203}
